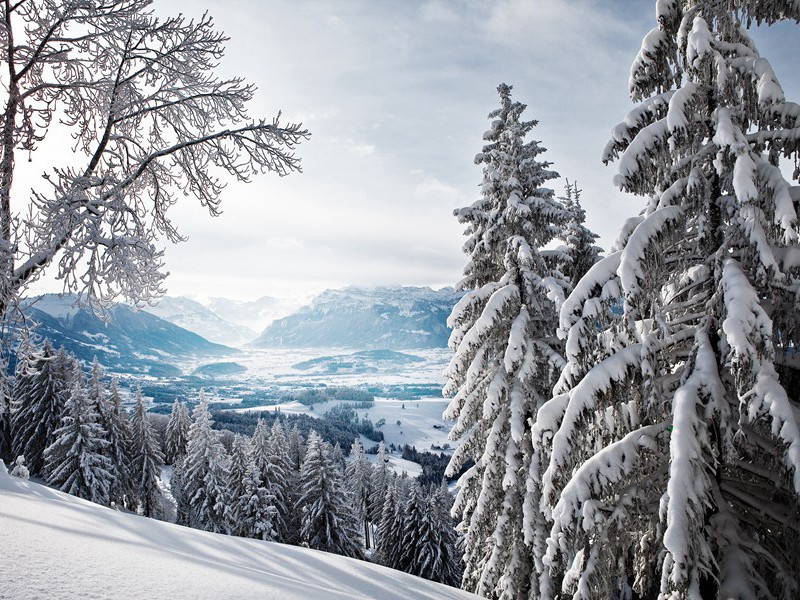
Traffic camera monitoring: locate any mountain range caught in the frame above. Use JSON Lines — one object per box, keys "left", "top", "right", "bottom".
{"left": 252, "top": 286, "right": 462, "bottom": 349}
{"left": 20, "top": 295, "right": 234, "bottom": 376}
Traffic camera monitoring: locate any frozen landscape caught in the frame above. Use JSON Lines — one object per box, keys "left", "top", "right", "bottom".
{"left": 0, "top": 466, "right": 476, "bottom": 600}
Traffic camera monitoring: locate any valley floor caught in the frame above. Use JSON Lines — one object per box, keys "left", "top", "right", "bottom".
{"left": 0, "top": 467, "right": 476, "bottom": 600}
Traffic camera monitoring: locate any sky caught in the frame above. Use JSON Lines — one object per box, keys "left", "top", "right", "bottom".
{"left": 31, "top": 0, "right": 800, "bottom": 301}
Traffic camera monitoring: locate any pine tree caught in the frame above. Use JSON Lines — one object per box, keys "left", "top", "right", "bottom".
{"left": 232, "top": 442, "right": 277, "bottom": 541}
{"left": 164, "top": 400, "right": 191, "bottom": 464}
{"left": 89, "top": 362, "right": 131, "bottom": 507}
{"left": 0, "top": 362, "right": 11, "bottom": 464}
{"left": 129, "top": 387, "right": 165, "bottom": 518}
{"left": 263, "top": 419, "right": 292, "bottom": 542}
{"left": 374, "top": 475, "right": 403, "bottom": 568}
{"left": 44, "top": 368, "right": 113, "bottom": 504}
{"left": 397, "top": 482, "right": 426, "bottom": 572}
{"left": 11, "top": 340, "right": 70, "bottom": 475}
{"left": 444, "top": 83, "right": 569, "bottom": 598}
{"left": 108, "top": 377, "right": 135, "bottom": 507}
{"left": 533, "top": 4, "right": 800, "bottom": 598}
{"left": 298, "top": 431, "right": 363, "bottom": 558}
{"left": 412, "top": 482, "right": 462, "bottom": 588}
{"left": 368, "top": 441, "right": 391, "bottom": 527}
{"left": 182, "top": 395, "right": 231, "bottom": 533}
{"left": 556, "top": 180, "right": 602, "bottom": 285}
{"left": 345, "top": 438, "right": 373, "bottom": 548}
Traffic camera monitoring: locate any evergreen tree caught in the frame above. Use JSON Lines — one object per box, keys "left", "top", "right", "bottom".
{"left": 368, "top": 441, "right": 391, "bottom": 527}
{"left": 129, "top": 387, "right": 165, "bottom": 518}
{"left": 11, "top": 340, "right": 70, "bottom": 475}
{"left": 164, "top": 400, "right": 191, "bottom": 464}
{"left": 182, "top": 395, "right": 231, "bottom": 533}
{"left": 233, "top": 447, "right": 277, "bottom": 541}
{"left": 89, "top": 362, "right": 131, "bottom": 507}
{"left": 108, "top": 377, "right": 135, "bottom": 507}
{"left": 264, "top": 419, "right": 292, "bottom": 542}
{"left": 44, "top": 369, "right": 113, "bottom": 504}
{"left": 556, "top": 180, "right": 602, "bottom": 285}
{"left": 298, "top": 431, "right": 363, "bottom": 558}
{"left": 375, "top": 476, "right": 403, "bottom": 568}
{"left": 0, "top": 363, "right": 11, "bottom": 464}
{"left": 345, "top": 438, "right": 373, "bottom": 548}
{"left": 444, "top": 83, "right": 569, "bottom": 598}
{"left": 331, "top": 441, "right": 345, "bottom": 473}
{"left": 227, "top": 434, "right": 254, "bottom": 535}
{"left": 533, "top": 4, "right": 800, "bottom": 598}
{"left": 397, "top": 482, "right": 426, "bottom": 572}
{"left": 412, "top": 482, "right": 461, "bottom": 588}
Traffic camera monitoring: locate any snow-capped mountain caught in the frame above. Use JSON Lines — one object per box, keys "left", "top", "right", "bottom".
{"left": 206, "top": 295, "right": 309, "bottom": 334}
{"left": 1, "top": 467, "right": 476, "bottom": 599}
{"left": 252, "top": 286, "right": 463, "bottom": 349}
{"left": 20, "top": 294, "right": 234, "bottom": 376}
{"left": 144, "top": 296, "right": 257, "bottom": 346}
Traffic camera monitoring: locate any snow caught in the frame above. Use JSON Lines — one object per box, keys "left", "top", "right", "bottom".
{"left": 0, "top": 468, "right": 477, "bottom": 599}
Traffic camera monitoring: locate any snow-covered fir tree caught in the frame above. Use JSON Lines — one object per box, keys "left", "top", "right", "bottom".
{"left": 129, "top": 387, "right": 165, "bottom": 518}
{"left": 231, "top": 452, "right": 277, "bottom": 540}
{"left": 181, "top": 396, "right": 231, "bottom": 533}
{"left": 443, "top": 83, "right": 569, "bottom": 598}
{"left": 345, "top": 438, "right": 373, "bottom": 548}
{"left": 44, "top": 367, "right": 113, "bottom": 504}
{"left": 263, "top": 419, "right": 293, "bottom": 542}
{"left": 165, "top": 400, "right": 191, "bottom": 464}
{"left": 397, "top": 482, "right": 426, "bottom": 573}
{"left": 11, "top": 340, "right": 70, "bottom": 475}
{"left": 556, "top": 180, "right": 602, "bottom": 286}
{"left": 532, "top": 3, "right": 800, "bottom": 598}
{"left": 412, "top": 481, "right": 462, "bottom": 588}
{"left": 298, "top": 431, "right": 363, "bottom": 558}
{"left": 375, "top": 475, "right": 403, "bottom": 568}
{"left": 89, "top": 362, "right": 132, "bottom": 507}
{"left": 368, "top": 441, "right": 391, "bottom": 528}
{"left": 0, "top": 362, "right": 11, "bottom": 463}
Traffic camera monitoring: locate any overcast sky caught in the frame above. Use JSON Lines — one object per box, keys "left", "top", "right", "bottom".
{"left": 32, "top": 0, "right": 800, "bottom": 301}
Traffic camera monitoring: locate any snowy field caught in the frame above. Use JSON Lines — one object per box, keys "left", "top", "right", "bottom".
{"left": 0, "top": 467, "right": 477, "bottom": 600}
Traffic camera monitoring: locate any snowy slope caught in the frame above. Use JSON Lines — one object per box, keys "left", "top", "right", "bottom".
{"left": 253, "top": 287, "right": 463, "bottom": 349}
{"left": 0, "top": 467, "right": 476, "bottom": 600}
{"left": 145, "top": 296, "right": 257, "bottom": 346}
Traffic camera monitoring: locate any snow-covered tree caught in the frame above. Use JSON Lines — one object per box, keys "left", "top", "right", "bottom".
{"left": 0, "top": 2, "right": 308, "bottom": 321}
{"left": 396, "top": 482, "right": 426, "bottom": 572}
{"left": 413, "top": 482, "right": 462, "bottom": 588}
{"left": 263, "top": 419, "right": 293, "bottom": 542}
{"left": 375, "top": 476, "right": 403, "bottom": 568}
{"left": 298, "top": 431, "right": 363, "bottom": 558}
{"left": 181, "top": 396, "right": 231, "bottom": 533}
{"left": 229, "top": 435, "right": 276, "bottom": 542}
{"left": 11, "top": 341, "right": 71, "bottom": 475}
{"left": 0, "top": 362, "right": 11, "bottom": 463}
{"left": 368, "top": 441, "right": 391, "bottom": 527}
{"left": 533, "top": 4, "right": 800, "bottom": 598}
{"left": 10, "top": 455, "right": 29, "bottom": 479}
{"left": 88, "top": 361, "right": 130, "bottom": 507}
{"left": 345, "top": 438, "right": 373, "bottom": 548}
{"left": 44, "top": 369, "right": 113, "bottom": 504}
{"left": 164, "top": 400, "right": 191, "bottom": 464}
{"left": 556, "top": 180, "right": 602, "bottom": 286}
{"left": 129, "top": 387, "right": 165, "bottom": 518}
{"left": 444, "top": 83, "right": 569, "bottom": 598}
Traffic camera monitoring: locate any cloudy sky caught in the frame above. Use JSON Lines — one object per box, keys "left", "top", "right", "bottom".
{"left": 34, "top": 0, "right": 800, "bottom": 301}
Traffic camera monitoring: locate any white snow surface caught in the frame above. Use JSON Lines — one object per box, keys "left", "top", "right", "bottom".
{"left": 0, "top": 467, "right": 476, "bottom": 600}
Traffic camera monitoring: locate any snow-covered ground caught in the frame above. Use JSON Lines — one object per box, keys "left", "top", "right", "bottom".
{"left": 0, "top": 467, "right": 477, "bottom": 600}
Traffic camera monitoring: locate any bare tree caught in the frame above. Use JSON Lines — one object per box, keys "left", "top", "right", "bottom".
{"left": 0, "top": 0, "right": 308, "bottom": 318}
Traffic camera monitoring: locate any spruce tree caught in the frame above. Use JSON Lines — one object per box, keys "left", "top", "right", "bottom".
{"left": 11, "top": 340, "right": 70, "bottom": 475}
{"left": 108, "top": 377, "right": 135, "bottom": 507}
{"left": 182, "top": 395, "right": 231, "bottom": 533}
{"left": 0, "top": 364, "right": 11, "bottom": 464}
{"left": 556, "top": 180, "right": 602, "bottom": 286}
{"left": 129, "top": 387, "right": 165, "bottom": 517}
{"left": 164, "top": 400, "right": 191, "bottom": 464}
{"left": 233, "top": 449, "right": 277, "bottom": 541}
{"left": 264, "top": 419, "right": 292, "bottom": 542}
{"left": 345, "top": 438, "right": 373, "bottom": 548}
{"left": 412, "top": 482, "right": 462, "bottom": 588}
{"left": 444, "top": 83, "right": 569, "bottom": 598}
{"left": 298, "top": 431, "right": 363, "bottom": 558}
{"left": 44, "top": 369, "right": 113, "bottom": 504}
{"left": 375, "top": 476, "right": 403, "bottom": 568}
{"left": 397, "top": 482, "right": 426, "bottom": 573}
{"left": 533, "top": 4, "right": 800, "bottom": 598}
{"left": 368, "top": 441, "right": 391, "bottom": 527}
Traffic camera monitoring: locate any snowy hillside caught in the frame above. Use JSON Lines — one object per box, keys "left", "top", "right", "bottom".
{"left": 21, "top": 294, "right": 234, "bottom": 376}
{"left": 0, "top": 467, "right": 476, "bottom": 600}
{"left": 145, "top": 296, "right": 257, "bottom": 346}
{"left": 252, "top": 287, "right": 463, "bottom": 349}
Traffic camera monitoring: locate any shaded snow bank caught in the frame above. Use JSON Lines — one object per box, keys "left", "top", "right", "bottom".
{"left": 0, "top": 468, "right": 476, "bottom": 599}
